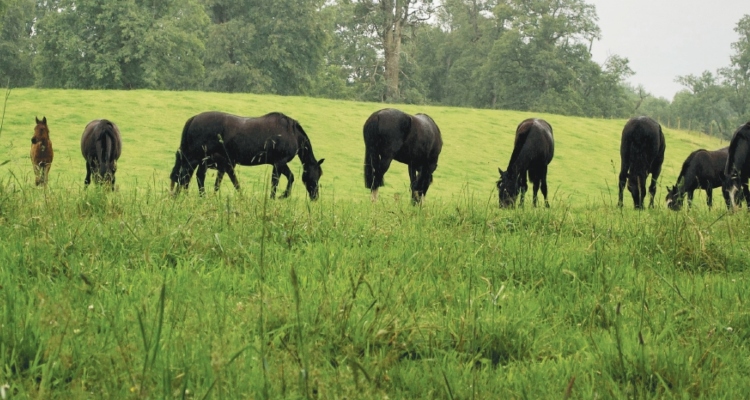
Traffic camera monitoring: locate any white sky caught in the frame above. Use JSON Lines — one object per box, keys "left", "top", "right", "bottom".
{"left": 588, "top": 0, "right": 750, "bottom": 100}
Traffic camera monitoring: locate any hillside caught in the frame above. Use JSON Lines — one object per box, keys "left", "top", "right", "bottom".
{"left": 0, "top": 89, "right": 727, "bottom": 204}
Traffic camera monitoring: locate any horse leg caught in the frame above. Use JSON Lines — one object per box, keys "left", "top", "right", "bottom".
{"left": 221, "top": 164, "right": 240, "bottom": 192}
{"left": 84, "top": 161, "right": 92, "bottom": 186}
{"left": 277, "top": 164, "right": 294, "bottom": 199}
{"left": 214, "top": 170, "right": 225, "bottom": 192}
{"left": 705, "top": 188, "right": 712, "bottom": 209}
{"left": 540, "top": 166, "right": 549, "bottom": 208}
{"left": 519, "top": 174, "right": 528, "bottom": 207}
{"left": 409, "top": 165, "right": 420, "bottom": 204}
{"left": 648, "top": 158, "right": 663, "bottom": 209}
{"left": 618, "top": 161, "right": 629, "bottom": 208}
{"left": 33, "top": 162, "right": 44, "bottom": 186}
{"left": 196, "top": 163, "right": 208, "bottom": 195}
{"left": 687, "top": 190, "right": 694, "bottom": 209}
{"left": 531, "top": 178, "right": 540, "bottom": 207}
{"left": 371, "top": 157, "right": 393, "bottom": 202}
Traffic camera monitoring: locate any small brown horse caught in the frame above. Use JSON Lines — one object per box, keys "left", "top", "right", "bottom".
{"left": 30, "top": 116, "right": 54, "bottom": 186}
{"left": 81, "top": 119, "right": 122, "bottom": 188}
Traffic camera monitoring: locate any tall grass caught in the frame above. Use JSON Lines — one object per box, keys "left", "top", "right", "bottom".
{"left": 0, "top": 90, "right": 747, "bottom": 398}
{"left": 1, "top": 173, "right": 750, "bottom": 398}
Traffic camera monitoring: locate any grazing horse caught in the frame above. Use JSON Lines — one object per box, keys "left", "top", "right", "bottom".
{"left": 170, "top": 111, "right": 324, "bottom": 199}
{"left": 81, "top": 119, "right": 122, "bottom": 188}
{"left": 30, "top": 116, "right": 53, "bottom": 186}
{"left": 363, "top": 108, "right": 442, "bottom": 204}
{"left": 618, "top": 116, "right": 665, "bottom": 209}
{"left": 496, "top": 118, "right": 554, "bottom": 208}
{"left": 665, "top": 147, "right": 730, "bottom": 210}
{"left": 724, "top": 121, "right": 750, "bottom": 208}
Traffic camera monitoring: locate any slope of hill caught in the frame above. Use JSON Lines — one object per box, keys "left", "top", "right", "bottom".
{"left": 0, "top": 89, "right": 727, "bottom": 204}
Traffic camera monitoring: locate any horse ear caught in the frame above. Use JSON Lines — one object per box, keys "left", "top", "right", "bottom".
{"left": 498, "top": 167, "right": 503, "bottom": 175}
{"left": 318, "top": 158, "right": 325, "bottom": 166}
{"left": 35, "top": 116, "right": 40, "bottom": 124}
{"left": 42, "top": 116, "right": 47, "bottom": 124}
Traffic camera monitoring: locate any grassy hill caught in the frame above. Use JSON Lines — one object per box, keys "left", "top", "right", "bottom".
{"left": 0, "top": 88, "right": 727, "bottom": 204}
{"left": 3, "top": 89, "right": 749, "bottom": 398}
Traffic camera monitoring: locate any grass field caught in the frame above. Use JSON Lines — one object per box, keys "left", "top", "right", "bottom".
{"left": 1, "top": 89, "right": 749, "bottom": 399}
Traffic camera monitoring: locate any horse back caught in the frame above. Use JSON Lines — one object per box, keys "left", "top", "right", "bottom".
{"left": 181, "top": 111, "right": 300, "bottom": 166}
{"left": 508, "top": 118, "right": 553, "bottom": 170}
{"left": 621, "top": 116, "right": 664, "bottom": 172}
{"left": 81, "top": 119, "right": 122, "bottom": 160}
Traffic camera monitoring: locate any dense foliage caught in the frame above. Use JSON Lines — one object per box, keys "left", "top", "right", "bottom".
{"left": 0, "top": 1, "right": 749, "bottom": 132}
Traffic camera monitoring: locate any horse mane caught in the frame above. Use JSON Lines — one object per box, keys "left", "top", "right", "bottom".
{"left": 679, "top": 149, "right": 706, "bottom": 179}
{"left": 726, "top": 122, "right": 750, "bottom": 176}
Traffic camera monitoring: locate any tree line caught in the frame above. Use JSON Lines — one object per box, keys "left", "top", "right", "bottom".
{"left": 0, "top": 0, "right": 748, "bottom": 137}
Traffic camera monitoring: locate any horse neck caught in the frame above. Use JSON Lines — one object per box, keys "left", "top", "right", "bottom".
{"left": 505, "top": 157, "right": 529, "bottom": 181}
{"left": 296, "top": 131, "right": 318, "bottom": 166}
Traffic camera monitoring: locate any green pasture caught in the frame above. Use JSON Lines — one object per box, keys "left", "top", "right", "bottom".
{"left": 0, "top": 88, "right": 727, "bottom": 203}
{"left": 1, "top": 90, "right": 749, "bottom": 399}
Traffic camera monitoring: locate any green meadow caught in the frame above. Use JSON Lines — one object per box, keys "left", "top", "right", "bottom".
{"left": 1, "top": 89, "right": 749, "bottom": 399}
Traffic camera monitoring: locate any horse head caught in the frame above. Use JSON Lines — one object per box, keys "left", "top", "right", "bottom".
{"left": 301, "top": 158, "right": 325, "bottom": 200}
{"left": 626, "top": 173, "right": 647, "bottom": 209}
{"left": 32, "top": 116, "right": 49, "bottom": 144}
{"left": 169, "top": 150, "right": 193, "bottom": 193}
{"left": 665, "top": 185, "right": 683, "bottom": 210}
{"left": 497, "top": 167, "right": 519, "bottom": 208}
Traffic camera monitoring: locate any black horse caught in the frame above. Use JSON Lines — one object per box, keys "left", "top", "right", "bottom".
{"left": 80, "top": 119, "right": 122, "bottom": 188}
{"left": 618, "top": 116, "right": 665, "bottom": 209}
{"left": 363, "top": 108, "right": 442, "bottom": 204}
{"left": 665, "top": 147, "right": 730, "bottom": 210}
{"left": 724, "top": 121, "right": 750, "bottom": 208}
{"left": 496, "top": 118, "right": 554, "bottom": 208}
{"left": 170, "top": 111, "right": 324, "bottom": 199}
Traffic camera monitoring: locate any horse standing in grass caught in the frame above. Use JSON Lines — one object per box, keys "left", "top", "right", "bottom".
{"left": 665, "top": 147, "right": 731, "bottom": 210}
{"left": 30, "top": 116, "right": 53, "bottom": 186}
{"left": 81, "top": 119, "right": 122, "bottom": 189}
{"left": 496, "top": 118, "right": 554, "bottom": 208}
{"left": 618, "top": 116, "right": 665, "bottom": 209}
{"left": 170, "top": 111, "right": 324, "bottom": 200}
{"left": 724, "top": 121, "right": 750, "bottom": 208}
{"left": 363, "top": 108, "right": 443, "bottom": 204}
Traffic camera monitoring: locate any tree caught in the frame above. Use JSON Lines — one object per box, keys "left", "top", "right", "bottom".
{"left": 203, "top": 0, "right": 328, "bottom": 95}
{"left": 0, "top": 0, "right": 35, "bottom": 87}
{"left": 34, "top": 0, "right": 208, "bottom": 89}
{"left": 720, "top": 14, "right": 750, "bottom": 124}
{"left": 674, "top": 71, "right": 737, "bottom": 137}
{"left": 352, "top": 0, "right": 435, "bottom": 102}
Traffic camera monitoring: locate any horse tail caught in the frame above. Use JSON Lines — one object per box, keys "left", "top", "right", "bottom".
{"left": 94, "top": 120, "right": 116, "bottom": 175}
{"left": 363, "top": 114, "right": 380, "bottom": 189}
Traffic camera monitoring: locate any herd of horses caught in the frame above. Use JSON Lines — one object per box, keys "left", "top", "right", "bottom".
{"left": 28, "top": 108, "right": 750, "bottom": 210}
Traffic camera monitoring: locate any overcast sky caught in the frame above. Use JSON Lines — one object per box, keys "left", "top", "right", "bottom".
{"left": 588, "top": 0, "right": 749, "bottom": 100}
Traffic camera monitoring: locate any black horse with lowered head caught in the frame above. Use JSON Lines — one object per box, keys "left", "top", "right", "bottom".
{"left": 170, "top": 111, "right": 324, "bottom": 199}
{"left": 496, "top": 118, "right": 554, "bottom": 208}
{"left": 724, "top": 121, "right": 750, "bottom": 208}
{"left": 618, "top": 116, "right": 665, "bottom": 209}
{"left": 363, "top": 108, "right": 442, "bottom": 204}
{"left": 81, "top": 119, "right": 122, "bottom": 189}
{"left": 665, "top": 147, "right": 730, "bottom": 210}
